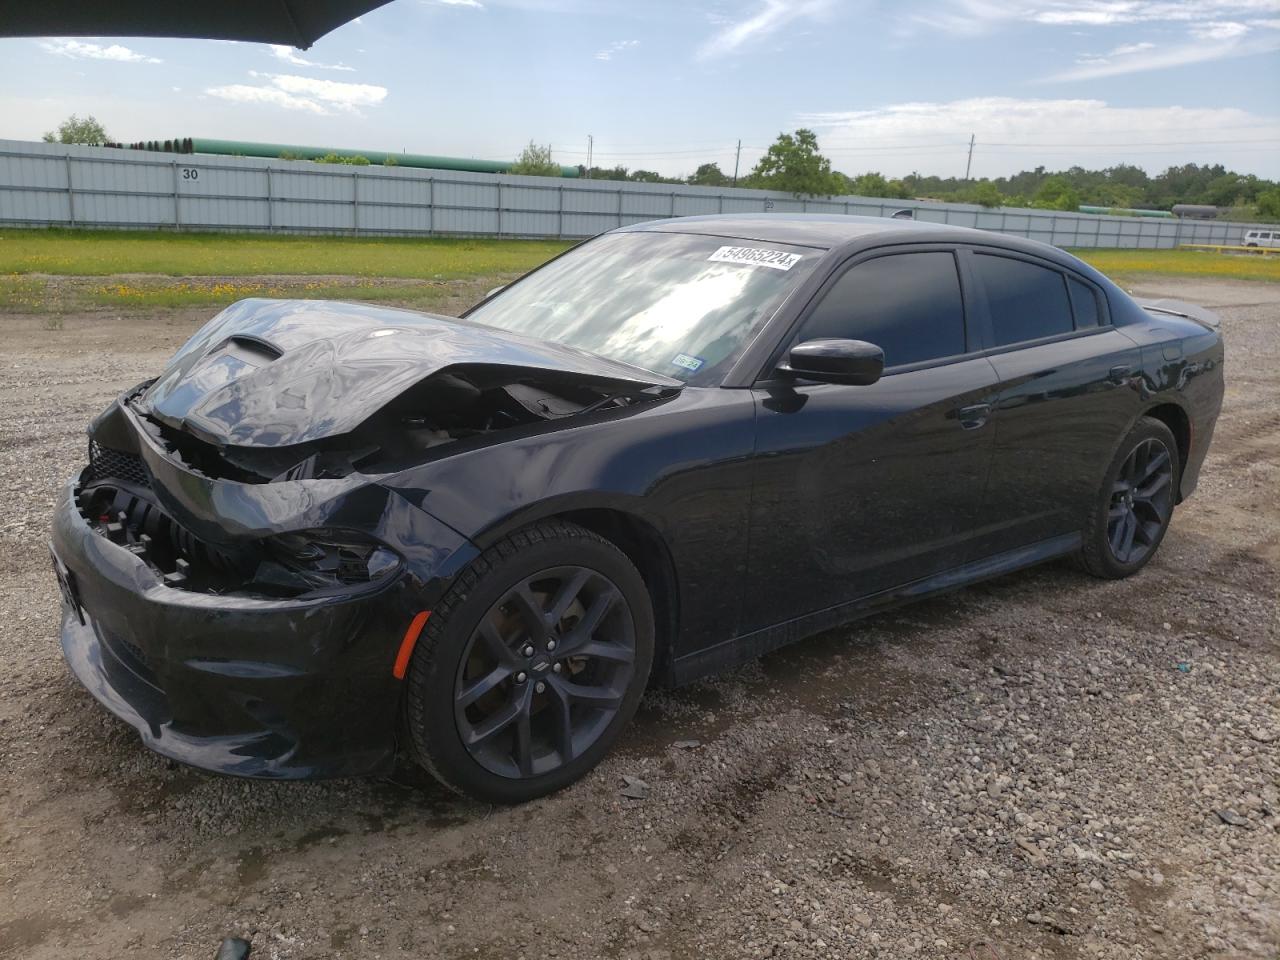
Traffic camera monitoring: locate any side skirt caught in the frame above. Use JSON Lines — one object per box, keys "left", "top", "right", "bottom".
{"left": 671, "top": 532, "right": 1081, "bottom": 686}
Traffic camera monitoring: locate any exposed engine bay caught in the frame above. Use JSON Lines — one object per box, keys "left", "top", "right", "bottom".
{"left": 78, "top": 367, "right": 669, "bottom": 600}
{"left": 132, "top": 368, "right": 654, "bottom": 484}
{"left": 72, "top": 298, "right": 680, "bottom": 601}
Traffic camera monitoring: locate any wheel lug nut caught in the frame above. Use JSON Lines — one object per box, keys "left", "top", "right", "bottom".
{"left": 535, "top": 681, "right": 546, "bottom": 694}
{"left": 552, "top": 662, "right": 563, "bottom": 673}
{"left": 546, "top": 639, "right": 557, "bottom": 651}
{"left": 515, "top": 671, "right": 528, "bottom": 683}
{"left": 522, "top": 644, "right": 535, "bottom": 657}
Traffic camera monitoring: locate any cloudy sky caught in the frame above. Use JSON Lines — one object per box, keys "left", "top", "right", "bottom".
{"left": 2, "top": 0, "right": 1278, "bottom": 180}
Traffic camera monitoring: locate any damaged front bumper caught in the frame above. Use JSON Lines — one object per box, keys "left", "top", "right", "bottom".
{"left": 51, "top": 410, "right": 476, "bottom": 778}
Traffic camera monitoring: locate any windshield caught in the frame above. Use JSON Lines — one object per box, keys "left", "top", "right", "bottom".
{"left": 464, "top": 231, "right": 821, "bottom": 386}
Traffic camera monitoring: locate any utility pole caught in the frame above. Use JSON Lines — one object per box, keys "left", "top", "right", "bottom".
{"left": 586, "top": 134, "right": 593, "bottom": 179}
{"left": 732, "top": 139, "right": 742, "bottom": 186}
{"left": 964, "top": 133, "right": 976, "bottom": 181}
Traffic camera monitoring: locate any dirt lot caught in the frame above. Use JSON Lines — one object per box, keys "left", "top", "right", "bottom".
{"left": 1, "top": 277, "right": 1276, "bottom": 960}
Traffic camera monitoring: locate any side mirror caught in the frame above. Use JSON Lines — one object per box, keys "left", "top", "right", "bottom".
{"left": 779, "top": 338, "right": 885, "bottom": 386}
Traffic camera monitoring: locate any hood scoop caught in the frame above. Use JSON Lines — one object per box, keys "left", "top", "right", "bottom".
{"left": 141, "top": 298, "right": 679, "bottom": 448}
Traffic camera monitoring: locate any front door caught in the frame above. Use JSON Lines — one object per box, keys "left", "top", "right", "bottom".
{"left": 742, "top": 248, "right": 1001, "bottom": 634}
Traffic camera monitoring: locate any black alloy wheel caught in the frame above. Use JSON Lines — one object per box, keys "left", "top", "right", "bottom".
{"left": 1106, "top": 437, "right": 1174, "bottom": 566}
{"left": 454, "top": 566, "right": 636, "bottom": 779}
{"left": 1079, "top": 416, "right": 1180, "bottom": 579}
{"left": 406, "top": 520, "right": 654, "bottom": 803}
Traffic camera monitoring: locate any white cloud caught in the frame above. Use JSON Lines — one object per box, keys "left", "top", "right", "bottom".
{"left": 1074, "top": 39, "right": 1155, "bottom": 64}
{"left": 906, "top": 1, "right": 1280, "bottom": 78}
{"left": 595, "top": 39, "right": 639, "bottom": 60}
{"left": 268, "top": 45, "right": 355, "bottom": 71}
{"left": 1047, "top": 29, "right": 1280, "bottom": 78}
{"left": 1030, "top": 1, "right": 1280, "bottom": 26}
{"left": 1111, "top": 40, "right": 1157, "bottom": 54}
{"left": 204, "top": 84, "right": 330, "bottom": 115}
{"left": 796, "top": 97, "right": 1280, "bottom": 177}
{"left": 697, "top": 0, "right": 830, "bottom": 60}
{"left": 911, "top": 1, "right": 1280, "bottom": 31}
{"left": 38, "top": 39, "right": 162, "bottom": 64}
{"left": 205, "top": 73, "right": 387, "bottom": 115}
{"left": 423, "top": 0, "right": 484, "bottom": 7}
{"left": 1189, "top": 19, "right": 1251, "bottom": 38}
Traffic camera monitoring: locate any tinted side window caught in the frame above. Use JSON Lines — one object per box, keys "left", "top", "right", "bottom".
{"left": 974, "top": 255, "right": 1074, "bottom": 346}
{"left": 1067, "top": 276, "right": 1100, "bottom": 328}
{"left": 797, "top": 252, "right": 965, "bottom": 367}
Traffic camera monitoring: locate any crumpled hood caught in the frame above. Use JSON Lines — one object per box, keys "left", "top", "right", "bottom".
{"left": 139, "top": 298, "right": 680, "bottom": 447}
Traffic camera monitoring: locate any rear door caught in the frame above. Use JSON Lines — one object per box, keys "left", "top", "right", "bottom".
{"left": 963, "top": 248, "right": 1143, "bottom": 555}
{"left": 742, "top": 247, "right": 1001, "bottom": 633}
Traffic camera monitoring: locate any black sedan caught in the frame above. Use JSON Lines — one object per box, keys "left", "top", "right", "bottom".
{"left": 51, "top": 214, "right": 1224, "bottom": 803}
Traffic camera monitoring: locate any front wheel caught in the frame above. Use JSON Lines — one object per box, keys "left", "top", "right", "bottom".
{"left": 1078, "top": 416, "right": 1180, "bottom": 579}
{"left": 405, "top": 520, "right": 654, "bottom": 803}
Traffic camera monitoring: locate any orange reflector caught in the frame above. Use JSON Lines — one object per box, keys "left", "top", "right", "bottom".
{"left": 393, "top": 611, "right": 431, "bottom": 679}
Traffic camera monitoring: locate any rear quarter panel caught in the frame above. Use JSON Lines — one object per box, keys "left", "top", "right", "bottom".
{"left": 1113, "top": 300, "right": 1225, "bottom": 499}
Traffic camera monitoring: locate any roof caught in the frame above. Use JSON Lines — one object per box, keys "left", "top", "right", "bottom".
{"left": 625, "top": 213, "right": 980, "bottom": 248}
{"left": 624, "top": 212, "right": 1101, "bottom": 278}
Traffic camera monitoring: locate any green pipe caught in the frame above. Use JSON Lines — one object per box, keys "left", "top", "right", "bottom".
{"left": 1077, "top": 205, "right": 1174, "bottom": 218}
{"left": 187, "top": 138, "right": 580, "bottom": 178}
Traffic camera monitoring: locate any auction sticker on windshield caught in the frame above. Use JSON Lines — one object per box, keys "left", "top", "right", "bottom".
{"left": 708, "top": 246, "right": 803, "bottom": 271}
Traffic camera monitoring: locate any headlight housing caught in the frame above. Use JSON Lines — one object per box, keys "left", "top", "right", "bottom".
{"left": 261, "top": 530, "right": 401, "bottom": 593}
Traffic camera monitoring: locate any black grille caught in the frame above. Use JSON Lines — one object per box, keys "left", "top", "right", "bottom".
{"left": 87, "top": 441, "right": 151, "bottom": 488}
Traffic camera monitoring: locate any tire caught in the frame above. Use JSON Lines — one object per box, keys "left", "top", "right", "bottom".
{"left": 405, "top": 519, "right": 654, "bottom": 803}
{"left": 1078, "top": 416, "right": 1180, "bottom": 580}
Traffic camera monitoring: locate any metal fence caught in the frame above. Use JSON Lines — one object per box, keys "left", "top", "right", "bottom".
{"left": 0, "top": 138, "right": 1271, "bottom": 249}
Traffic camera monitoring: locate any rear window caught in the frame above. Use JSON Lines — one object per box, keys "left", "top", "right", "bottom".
{"left": 1067, "top": 277, "right": 1101, "bottom": 328}
{"left": 973, "top": 254, "right": 1073, "bottom": 346}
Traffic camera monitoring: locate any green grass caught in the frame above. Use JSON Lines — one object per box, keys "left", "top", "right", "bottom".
{"left": 0, "top": 275, "right": 49, "bottom": 311}
{"left": 3, "top": 230, "right": 1276, "bottom": 317}
{"left": 1073, "top": 248, "right": 1280, "bottom": 283}
{"left": 0, "top": 229, "right": 571, "bottom": 279}
{"left": 80, "top": 278, "right": 462, "bottom": 310}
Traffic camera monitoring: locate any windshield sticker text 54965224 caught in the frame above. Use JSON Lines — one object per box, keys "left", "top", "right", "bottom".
{"left": 708, "top": 245, "right": 803, "bottom": 271}
{"left": 671, "top": 353, "right": 705, "bottom": 372}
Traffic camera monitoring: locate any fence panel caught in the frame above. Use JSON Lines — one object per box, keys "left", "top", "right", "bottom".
{"left": 0, "top": 139, "right": 1271, "bottom": 249}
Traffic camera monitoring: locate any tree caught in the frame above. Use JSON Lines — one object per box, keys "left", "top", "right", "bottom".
{"left": 628, "top": 169, "right": 666, "bottom": 183}
{"left": 509, "top": 141, "right": 559, "bottom": 177}
{"left": 1258, "top": 188, "right": 1280, "bottom": 221}
{"left": 1032, "top": 175, "right": 1081, "bottom": 211}
{"left": 748, "top": 129, "right": 837, "bottom": 197}
{"left": 847, "top": 171, "right": 910, "bottom": 199}
{"left": 42, "top": 114, "right": 109, "bottom": 145}
{"left": 966, "top": 181, "right": 1004, "bottom": 208}
{"left": 582, "top": 165, "right": 631, "bottom": 181}
{"left": 687, "top": 162, "right": 729, "bottom": 187}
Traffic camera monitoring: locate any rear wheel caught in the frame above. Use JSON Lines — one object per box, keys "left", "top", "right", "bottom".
{"left": 1079, "top": 416, "right": 1179, "bottom": 579}
{"left": 405, "top": 520, "right": 653, "bottom": 803}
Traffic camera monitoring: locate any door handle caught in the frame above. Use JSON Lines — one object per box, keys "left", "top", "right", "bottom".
{"left": 1108, "top": 364, "right": 1132, "bottom": 385}
{"left": 957, "top": 403, "right": 991, "bottom": 430}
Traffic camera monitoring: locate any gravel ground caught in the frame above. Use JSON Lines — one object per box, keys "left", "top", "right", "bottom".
{"left": 0, "top": 277, "right": 1276, "bottom": 960}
